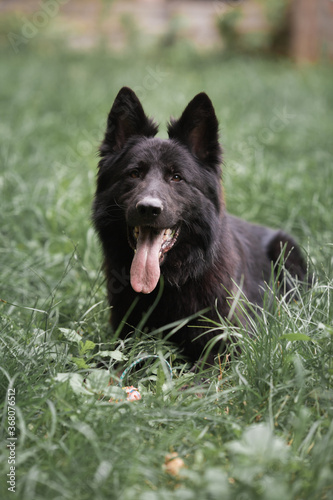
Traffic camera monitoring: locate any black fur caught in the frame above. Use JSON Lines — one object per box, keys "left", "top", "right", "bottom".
{"left": 93, "top": 87, "right": 308, "bottom": 363}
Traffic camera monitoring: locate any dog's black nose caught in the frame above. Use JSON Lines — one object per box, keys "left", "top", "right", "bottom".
{"left": 136, "top": 197, "right": 163, "bottom": 218}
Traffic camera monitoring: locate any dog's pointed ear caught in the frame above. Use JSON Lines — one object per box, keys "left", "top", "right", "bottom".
{"left": 100, "top": 87, "right": 158, "bottom": 156}
{"left": 167, "top": 92, "right": 221, "bottom": 167}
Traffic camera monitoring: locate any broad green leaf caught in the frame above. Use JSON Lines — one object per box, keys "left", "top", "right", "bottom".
{"left": 79, "top": 340, "right": 96, "bottom": 355}
{"left": 59, "top": 328, "right": 82, "bottom": 344}
{"left": 86, "top": 369, "right": 111, "bottom": 390}
{"left": 98, "top": 350, "right": 124, "bottom": 361}
{"left": 71, "top": 356, "right": 90, "bottom": 369}
{"left": 54, "top": 373, "right": 91, "bottom": 395}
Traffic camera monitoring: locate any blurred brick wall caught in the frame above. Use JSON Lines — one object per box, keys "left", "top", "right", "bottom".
{"left": 0, "top": 0, "right": 221, "bottom": 49}
{"left": 1, "top": 0, "right": 332, "bottom": 60}
{"left": 290, "top": 0, "right": 333, "bottom": 62}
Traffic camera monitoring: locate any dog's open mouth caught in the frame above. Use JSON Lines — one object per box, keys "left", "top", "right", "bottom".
{"left": 128, "top": 225, "right": 179, "bottom": 294}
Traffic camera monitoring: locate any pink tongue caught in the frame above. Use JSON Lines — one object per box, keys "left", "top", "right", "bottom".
{"left": 130, "top": 228, "right": 164, "bottom": 294}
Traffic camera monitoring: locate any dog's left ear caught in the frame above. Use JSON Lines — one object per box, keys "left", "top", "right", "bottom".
{"left": 167, "top": 93, "right": 221, "bottom": 167}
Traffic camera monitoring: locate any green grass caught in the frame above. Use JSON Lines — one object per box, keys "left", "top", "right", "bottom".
{"left": 0, "top": 40, "right": 333, "bottom": 500}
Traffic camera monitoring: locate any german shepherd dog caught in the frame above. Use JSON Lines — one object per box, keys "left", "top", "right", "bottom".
{"left": 93, "top": 87, "right": 307, "bottom": 363}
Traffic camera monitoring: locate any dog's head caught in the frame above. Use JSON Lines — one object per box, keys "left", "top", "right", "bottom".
{"left": 94, "top": 87, "right": 224, "bottom": 293}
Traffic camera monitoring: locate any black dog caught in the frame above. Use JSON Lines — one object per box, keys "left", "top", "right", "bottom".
{"left": 93, "top": 87, "right": 307, "bottom": 363}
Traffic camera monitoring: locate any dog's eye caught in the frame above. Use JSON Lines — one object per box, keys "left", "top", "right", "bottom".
{"left": 171, "top": 174, "right": 182, "bottom": 182}
{"left": 130, "top": 169, "right": 140, "bottom": 179}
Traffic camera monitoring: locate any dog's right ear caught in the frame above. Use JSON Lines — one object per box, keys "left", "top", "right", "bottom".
{"left": 100, "top": 87, "right": 158, "bottom": 156}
